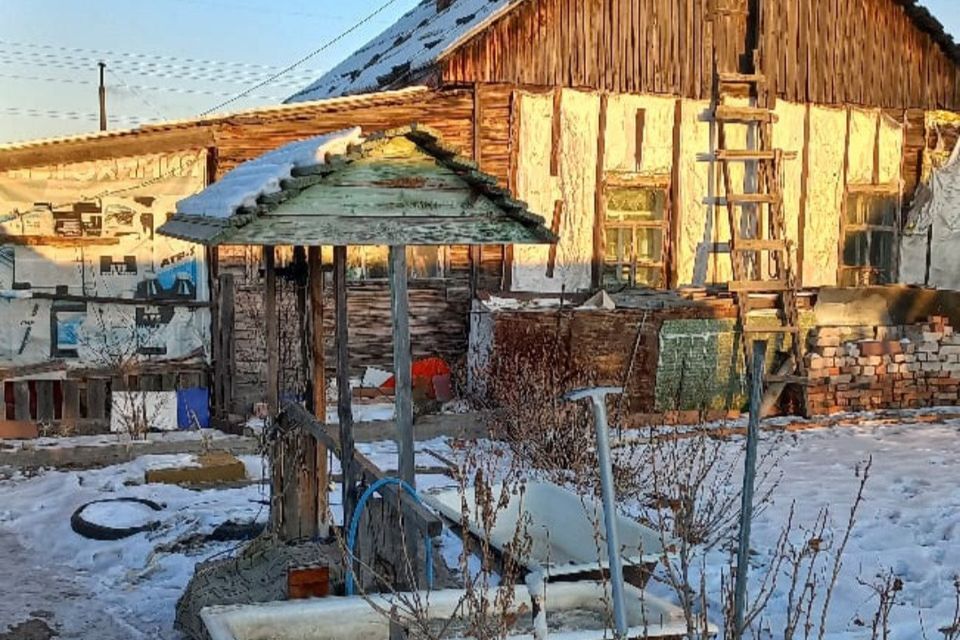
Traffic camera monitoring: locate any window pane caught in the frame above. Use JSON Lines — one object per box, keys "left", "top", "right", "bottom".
{"left": 635, "top": 266, "right": 663, "bottom": 288}
{"left": 407, "top": 246, "right": 443, "bottom": 279}
{"left": 845, "top": 194, "right": 862, "bottom": 224}
{"left": 636, "top": 228, "right": 663, "bottom": 262}
{"left": 870, "top": 231, "right": 894, "bottom": 281}
{"left": 843, "top": 231, "right": 869, "bottom": 267}
{"left": 606, "top": 188, "right": 665, "bottom": 222}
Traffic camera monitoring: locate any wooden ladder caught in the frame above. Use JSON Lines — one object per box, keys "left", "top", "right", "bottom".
{"left": 713, "top": 55, "right": 806, "bottom": 394}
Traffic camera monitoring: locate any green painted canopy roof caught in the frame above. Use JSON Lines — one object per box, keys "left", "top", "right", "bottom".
{"left": 158, "top": 126, "right": 556, "bottom": 247}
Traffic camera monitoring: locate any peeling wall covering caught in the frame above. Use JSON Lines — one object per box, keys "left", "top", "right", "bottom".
{"left": 512, "top": 89, "right": 597, "bottom": 292}
{"left": 922, "top": 110, "right": 960, "bottom": 182}
{"left": 802, "top": 106, "right": 847, "bottom": 287}
{"left": 0, "top": 151, "right": 210, "bottom": 372}
{"left": 878, "top": 113, "right": 905, "bottom": 186}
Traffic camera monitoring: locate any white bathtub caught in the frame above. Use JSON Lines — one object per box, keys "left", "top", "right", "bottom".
{"left": 423, "top": 481, "right": 676, "bottom": 579}
{"left": 201, "top": 581, "right": 695, "bottom": 640}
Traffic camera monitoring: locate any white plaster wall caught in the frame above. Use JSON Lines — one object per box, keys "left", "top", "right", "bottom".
{"left": 512, "top": 89, "right": 597, "bottom": 293}
{"left": 802, "top": 106, "right": 847, "bottom": 287}
{"left": 604, "top": 94, "right": 676, "bottom": 175}
{"left": 847, "top": 108, "right": 878, "bottom": 186}
{"left": 772, "top": 101, "right": 807, "bottom": 273}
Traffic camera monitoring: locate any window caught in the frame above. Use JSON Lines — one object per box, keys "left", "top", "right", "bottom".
{"left": 346, "top": 245, "right": 445, "bottom": 281}
{"left": 602, "top": 178, "right": 669, "bottom": 288}
{"left": 840, "top": 189, "right": 898, "bottom": 286}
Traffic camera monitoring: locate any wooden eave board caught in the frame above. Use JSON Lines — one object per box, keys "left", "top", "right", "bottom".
{"left": 219, "top": 213, "right": 550, "bottom": 246}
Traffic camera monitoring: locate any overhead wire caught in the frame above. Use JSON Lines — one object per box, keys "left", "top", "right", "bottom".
{"left": 199, "top": 0, "right": 403, "bottom": 114}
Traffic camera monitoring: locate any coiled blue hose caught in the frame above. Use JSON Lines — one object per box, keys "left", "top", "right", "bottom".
{"left": 345, "top": 476, "right": 435, "bottom": 596}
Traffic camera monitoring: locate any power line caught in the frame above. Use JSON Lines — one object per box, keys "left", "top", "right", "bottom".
{"left": 0, "top": 50, "right": 321, "bottom": 85}
{"left": 0, "top": 38, "right": 326, "bottom": 74}
{"left": 0, "top": 55, "right": 318, "bottom": 88}
{"left": 200, "top": 0, "right": 403, "bottom": 115}
{"left": 0, "top": 71, "right": 282, "bottom": 101}
{"left": 1, "top": 106, "right": 158, "bottom": 124}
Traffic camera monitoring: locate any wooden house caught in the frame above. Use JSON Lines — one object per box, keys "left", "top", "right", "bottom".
{"left": 4, "top": 0, "right": 960, "bottom": 426}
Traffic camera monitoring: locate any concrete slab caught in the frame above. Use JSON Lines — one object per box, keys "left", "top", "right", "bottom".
{"left": 145, "top": 451, "right": 247, "bottom": 485}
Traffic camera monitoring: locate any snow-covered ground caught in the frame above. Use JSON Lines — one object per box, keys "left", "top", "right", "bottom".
{"left": 1, "top": 414, "right": 958, "bottom": 638}
{"left": 695, "top": 416, "right": 960, "bottom": 637}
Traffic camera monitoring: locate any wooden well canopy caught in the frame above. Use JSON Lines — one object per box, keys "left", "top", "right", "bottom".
{"left": 159, "top": 124, "right": 555, "bottom": 247}
{"left": 157, "top": 124, "right": 554, "bottom": 539}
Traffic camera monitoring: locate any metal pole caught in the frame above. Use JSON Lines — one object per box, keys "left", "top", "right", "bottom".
{"left": 733, "top": 340, "right": 767, "bottom": 638}
{"left": 565, "top": 386, "right": 628, "bottom": 638}
{"left": 98, "top": 61, "right": 107, "bottom": 131}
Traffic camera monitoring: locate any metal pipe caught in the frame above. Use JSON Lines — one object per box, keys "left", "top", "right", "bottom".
{"left": 565, "top": 386, "right": 628, "bottom": 638}
{"left": 733, "top": 340, "right": 767, "bottom": 637}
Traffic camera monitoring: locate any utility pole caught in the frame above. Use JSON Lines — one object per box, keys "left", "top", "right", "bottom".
{"left": 98, "top": 61, "right": 107, "bottom": 131}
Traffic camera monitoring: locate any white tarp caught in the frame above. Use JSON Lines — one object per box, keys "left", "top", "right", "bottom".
{"left": 0, "top": 150, "right": 210, "bottom": 372}
{"left": 900, "top": 139, "right": 960, "bottom": 290}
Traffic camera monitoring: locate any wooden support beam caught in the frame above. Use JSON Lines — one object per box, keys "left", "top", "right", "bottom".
{"left": 86, "top": 379, "right": 107, "bottom": 421}
{"left": 592, "top": 93, "right": 609, "bottom": 290}
{"left": 279, "top": 403, "right": 442, "bottom": 537}
{"left": 308, "top": 246, "right": 330, "bottom": 535}
{"left": 62, "top": 380, "right": 80, "bottom": 428}
{"left": 13, "top": 382, "right": 30, "bottom": 421}
{"left": 218, "top": 273, "right": 235, "bottom": 418}
{"left": 389, "top": 245, "right": 415, "bottom": 488}
{"left": 264, "top": 246, "right": 279, "bottom": 413}
{"left": 334, "top": 246, "right": 358, "bottom": 527}
{"left": 36, "top": 381, "right": 54, "bottom": 420}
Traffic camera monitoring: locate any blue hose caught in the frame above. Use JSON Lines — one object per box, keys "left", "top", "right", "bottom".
{"left": 345, "top": 477, "right": 435, "bottom": 596}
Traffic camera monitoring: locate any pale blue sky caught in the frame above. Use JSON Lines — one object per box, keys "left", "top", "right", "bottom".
{"left": 1, "top": 0, "right": 958, "bottom": 144}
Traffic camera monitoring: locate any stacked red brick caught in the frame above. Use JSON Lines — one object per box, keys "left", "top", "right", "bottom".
{"left": 806, "top": 316, "right": 960, "bottom": 414}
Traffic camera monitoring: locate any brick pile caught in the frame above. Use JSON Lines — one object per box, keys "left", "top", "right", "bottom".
{"left": 806, "top": 316, "right": 960, "bottom": 415}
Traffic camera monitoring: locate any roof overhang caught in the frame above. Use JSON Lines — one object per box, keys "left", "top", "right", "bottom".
{"left": 158, "top": 125, "right": 555, "bottom": 247}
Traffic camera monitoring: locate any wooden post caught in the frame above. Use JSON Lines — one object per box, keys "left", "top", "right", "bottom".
{"left": 13, "top": 382, "right": 30, "bottom": 421}
{"left": 264, "top": 246, "right": 279, "bottom": 413}
{"left": 733, "top": 340, "right": 766, "bottom": 638}
{"left": 309, "top": 246, "right": 330, "bottom": 535}
{"left": 62, "top": 380, "right": 80, "bottom": 429}
{"left": 390, "top": 246, "right": 415, "bottom": 488}
{"left": 36, "top": 381, "right": 54, "bottom": 422}
{"left": 219, "top": 273, "right": 236, "bottom": 421}
{"left": 334, "top": 246, "right": 357, "bottom": 527}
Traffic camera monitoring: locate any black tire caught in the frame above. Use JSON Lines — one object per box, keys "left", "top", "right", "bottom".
{"left": 70, "top": 497, "right": 164, "bottom": 541}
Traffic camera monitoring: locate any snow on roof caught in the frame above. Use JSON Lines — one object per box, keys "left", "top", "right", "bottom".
{"left": 175, "top": 127, "right": 363, "bottom": 219}
{"left": 287, "top": 0, "right": 520, "bottom": 102}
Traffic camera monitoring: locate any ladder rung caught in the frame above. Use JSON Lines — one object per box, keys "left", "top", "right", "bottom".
{"left": 718, "top": 72, "right": 765, "bottom": 84}
{"left": 728, "top": 280, "right": 792, "bottom": 292}
{"left": 743, "top": 324, "right": 801, "bottom": 333}
{"left": 714, "top": 149, "right": 799, "bottom": 161}
{"left": 734, "top": 239, "right": 789, "bottom": 251}
{"left": 715, "top": 105, "right": 778, "bottom": 124}
{"left": 724, "top": 193, "right": 781, "bottom": 205}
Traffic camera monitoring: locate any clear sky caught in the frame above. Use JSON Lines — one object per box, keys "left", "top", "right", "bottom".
{"left": 1, "top": 0, "right": 958, "bottom": 145}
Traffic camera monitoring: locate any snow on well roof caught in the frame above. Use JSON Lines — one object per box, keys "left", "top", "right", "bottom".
{"left": 286, "top": 0, "right": 520, "bottom": 102}
{"left": 175, "top": 127, "right": 363, "bottom": 219}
